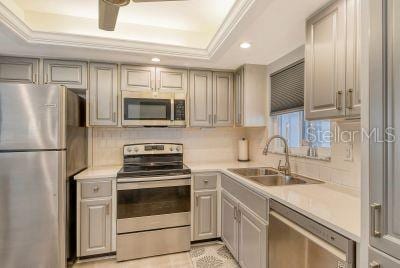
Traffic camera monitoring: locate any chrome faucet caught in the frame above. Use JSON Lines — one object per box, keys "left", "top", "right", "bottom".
{"left": 263, "top": 135, "right": 291, "bottom": 176}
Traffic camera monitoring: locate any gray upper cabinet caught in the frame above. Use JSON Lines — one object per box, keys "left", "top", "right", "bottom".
{"left": 369, "top": 0, "right": 400, "bottom": 262}
{"left": 235, "top": 65, "right": 267, "bottom": 127}
{"left": 305, "top": 0, "right": 359, "bottom": 120}
{"left": 213, "top": 72, "right": 234, "bottom": 127}
{"left": 80, "top": 198, "right": 112, "bottom": 256}
{"left": 189, "top": 70, "right": 213, "bottom": 127}
{"left": 193, "top": 190, "right": 217, "bottom": 241}
{"left": 156, "top": 67, "right": 188, "bottom": 92}
{"left": 89, "top": 63, "right": 118, "bottom": 126}
{"left": 238, "top": 204, "right": 267, "bottom": 268}
{"left": 0, "top": 56, "right": 39, "bottom": 84}
{"left": 189, "top": 70, "right": 234, "bottom": 127}
{"left": 221, "top": 190, "right": 239, "bottom": 260}
{"left": 43, "top": 59, "right": 88, "bottom": 89}
{"left": 121, "top": 65, "right": 155, "bottom": 92}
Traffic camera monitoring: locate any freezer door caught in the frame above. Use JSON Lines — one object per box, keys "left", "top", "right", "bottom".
{"left": 0, "top": 151, "right": 65, "bottom": 268}
{"left": 0, "top": 83, "right": 65, "bottom": 150}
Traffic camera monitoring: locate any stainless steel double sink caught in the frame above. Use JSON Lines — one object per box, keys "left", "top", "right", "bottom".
{"left": 228, "top": 167, "right": 322, "bottom": 187}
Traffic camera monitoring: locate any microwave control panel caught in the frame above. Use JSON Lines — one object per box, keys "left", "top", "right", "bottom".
{"left": 174, "top": 100, "right": 186, "bottom": 121}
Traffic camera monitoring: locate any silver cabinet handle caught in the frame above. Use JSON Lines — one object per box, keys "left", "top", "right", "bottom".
{"left": 369, "top": 261, "right": 380, "bottom": 268}
{"left": 45, "top": 73, "right": 49, "bottom": 84}
{"left": 371, "top": 203, "right": 382, "bottom": 237}
{"left": 214, "top": 114, "right": 217, "bottom": 123}
{"left": 93, "top": 186, "right": 99, "bottom": 193}
{"left": 208, "top": 114, "right": 212, "bottom": 125}
{"left": 336, "top": 91, "right": 343, "bottom": 110}
{"left": 346, "top": 88, "right": 354, "bottom": 109}
{"left": 196, "top": 195, "right": 199, "bottom": 207}
{"left": 112, "top": 112, "right": 116, "bottom": 122}
{"left": 233, "top": 206, "right": 237, "bottom": 220}
{"left": 204, "top": 179, "right": 209, "bottom": 184}
{"left": 237, "top": 209, "right": 241, "bottom": 223}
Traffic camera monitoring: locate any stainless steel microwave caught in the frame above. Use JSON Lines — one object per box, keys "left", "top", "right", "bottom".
{"left": 121, "top": 91, "right": 186, "bottom": 127}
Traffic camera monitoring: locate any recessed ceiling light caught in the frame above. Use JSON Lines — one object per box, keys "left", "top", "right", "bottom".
{"left": 151, "top": 57, "right": 160, "bottom": 62}
{"left": 240, "top": 42, "right": 251, "bottom": 49}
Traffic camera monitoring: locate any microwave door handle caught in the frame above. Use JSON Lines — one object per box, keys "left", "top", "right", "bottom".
{"left": 171, "top": 98, "right": 174, "bottom": 121}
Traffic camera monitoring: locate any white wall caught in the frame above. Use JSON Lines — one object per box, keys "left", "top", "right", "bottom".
{"left": 90, "top": 127, "right": 246, "bottom": 166}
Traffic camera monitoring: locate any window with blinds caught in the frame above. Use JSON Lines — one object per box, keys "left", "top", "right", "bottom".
{"left": 270, "top": 59, "right": 304, "bottom": 115}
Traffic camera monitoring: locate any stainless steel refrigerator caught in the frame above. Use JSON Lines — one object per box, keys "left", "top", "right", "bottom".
{"left": 0, "top": 84, "right": 87, "bottom": 268}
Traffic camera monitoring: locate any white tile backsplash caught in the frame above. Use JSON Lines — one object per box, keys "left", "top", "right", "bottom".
{"left": 246, "top": 122, "right": 361, "bottom": 191}
{"left": 91, "top": 127, "right": 246, "bottom": 167}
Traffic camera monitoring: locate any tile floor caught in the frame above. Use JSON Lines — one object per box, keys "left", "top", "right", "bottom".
{"left": 73, "top": 242, "right": 238, "bottom": 268}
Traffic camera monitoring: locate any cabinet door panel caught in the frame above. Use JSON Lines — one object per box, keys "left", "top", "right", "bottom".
{"left": 213, "top": 72, "right": 234, "bottom": 127}
{"left": 121, "top": 65, "right": 155, "bottom": 92}
{"left": 370, "top": 0, "right": 400, "bottom": 260}
{"left": 189, "top": 70, "right": 213, "bottom": 127}
{"left": 238, "top": 205, "right": 267, "bottom": 268}
{"left": 221, "top": 190, "right": 238, "bottom": 259}
{"left": 194, "top": 190, "right": 217, "bottom": 241}
{"left": 80, "top": 198, "right": 111, "bottom": 256}
{"left": 156, "top": 67, "right": 187, "bottom": 92}
{"left": 305, "top": 0, "right": 346, "bottom": 120}
{"left": 43, "top": 59, "right": 87, "bottom": 89}
{"left": 89, "top": 63, "right": 118, "bottom": 126}
{"left": 0, "top": 57, "right": 39, "bottom": 84}
{"left": 369, "top": 247, "right": 400, "bottom": 268}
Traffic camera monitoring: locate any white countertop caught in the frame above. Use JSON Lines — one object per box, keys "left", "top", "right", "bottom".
{"left": 74, "top": 161, "right": 361, "bottom": 242}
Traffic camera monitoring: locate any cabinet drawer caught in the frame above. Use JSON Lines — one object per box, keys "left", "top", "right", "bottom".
{"left": 194, "top": 174, "right": 217, "bottom": 190}
{"left": 221, "top": 174, "right": 268, "bottom": 222}
{"left": 81, "top": 180, "right": 112, "bottom": 199}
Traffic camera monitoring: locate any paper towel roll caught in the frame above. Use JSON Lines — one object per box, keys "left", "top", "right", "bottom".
{"left": 238, "top": 138, "right": 249, "bottom": 161}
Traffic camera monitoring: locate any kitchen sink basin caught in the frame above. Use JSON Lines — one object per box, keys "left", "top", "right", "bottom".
{"left": 228, "top": 167, "right": 322, "bottom": 186}
{"left": 228, "top": 167, "right": 279, "bottom": 177}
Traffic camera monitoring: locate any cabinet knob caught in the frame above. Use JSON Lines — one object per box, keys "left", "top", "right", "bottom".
{"left": 369, "top": 261, "right": 380, "bottom": 268}
{"left": 93, "top": 186, "right": 99, "bottom": 193}
{"left": 204, "top": 179, "right": 209, "bottom": 183}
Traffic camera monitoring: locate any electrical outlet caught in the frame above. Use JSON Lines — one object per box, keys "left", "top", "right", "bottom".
{"left": 344, "top": 142, "right": 353, "bottom": 161}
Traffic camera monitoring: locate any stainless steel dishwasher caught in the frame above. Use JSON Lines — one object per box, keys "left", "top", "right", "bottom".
{"left": 269, "top": 200, "right": 356, "bottom": 268}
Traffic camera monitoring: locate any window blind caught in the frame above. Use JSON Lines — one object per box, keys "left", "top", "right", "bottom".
{"left": 270, "top": 59, "right": 304, "bottom": 115}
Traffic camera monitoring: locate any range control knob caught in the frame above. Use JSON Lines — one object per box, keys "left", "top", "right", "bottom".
{"left": 170, "top": 147, "right": 174, "bottom": 152}
{"left": 126, "top": 147, "right": 132, "bottom": 153}
{"left": 176, "top": 146, "right": 181, "bottom": 152}
{"left": 133, "top": 147, "right": 139, "bottom": 153}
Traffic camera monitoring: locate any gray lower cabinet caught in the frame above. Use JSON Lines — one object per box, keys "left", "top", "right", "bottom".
{"left": 43, "top": 59, "right": 87, "bottom": 89}
{"left": 221, "top": 182, "right": 268, "bottom": 268}
{"left": 238, "top": 204, "right": 267, "bottom": 268}
{"left": 80, "top": 198, "right": 112, "bottom": 256}
{"left": 221, "top": 190, "right": 239, "bottom": 259}
{"left": 305, "top": 0, "right": 359, "bottom": 120}
{"left": 193, "top": 190, "right": 217, "bottom": 241}
{"left": 89, "top": 63, "right": 118, "bottom": 126}
{"left": 369, "top": 247, "right": 400, "bottom": 268}
{"left": 369, "top": 0, "right": 400, "bottom": 263}
{"left": 0, "top": 56, "right": 39, "bottom": 84}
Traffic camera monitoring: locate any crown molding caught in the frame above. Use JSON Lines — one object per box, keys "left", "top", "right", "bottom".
{"left": 0, "top": 0, "right": 255, "bottom": 60}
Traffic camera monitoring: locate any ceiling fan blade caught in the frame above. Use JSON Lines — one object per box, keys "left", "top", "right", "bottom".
{"left": 99, "top": 0, "right": 120, "bottom": 31}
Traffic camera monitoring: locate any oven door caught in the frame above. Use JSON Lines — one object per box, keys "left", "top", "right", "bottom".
{"left": 122, "top": 92, "right": 173, "bottom": 126}
{"left": 117, "top": 178, "right": 191, "bottom": 233}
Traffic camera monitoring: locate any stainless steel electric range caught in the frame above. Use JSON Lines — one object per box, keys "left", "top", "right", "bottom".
{"left": 116, "top": 143, "right": 191, "bottom": 262}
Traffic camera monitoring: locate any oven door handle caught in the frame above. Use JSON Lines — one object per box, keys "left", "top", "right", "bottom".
{"left": 117, "top": 177, "right": 191, "bottom": 190}
{"left": 117, "top": 174, "right": 191, "bottom": 183}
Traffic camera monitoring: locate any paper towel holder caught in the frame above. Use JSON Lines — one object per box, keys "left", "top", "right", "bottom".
{"left": 238, "top": 137, "right": 250, "bottom": 162}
